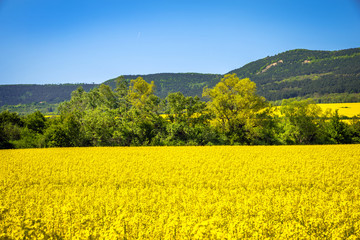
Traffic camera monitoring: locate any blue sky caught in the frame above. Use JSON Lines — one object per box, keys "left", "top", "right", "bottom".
{"left": 1, "top": 0, "right": 360, "bottom": 85}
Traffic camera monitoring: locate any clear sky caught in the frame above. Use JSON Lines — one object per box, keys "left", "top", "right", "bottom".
{"left": 1, "top": 0, "right": 360, "bottom": 85}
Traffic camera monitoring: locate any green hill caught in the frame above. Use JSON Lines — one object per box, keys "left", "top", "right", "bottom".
{"left": 1, "top": 48, "right": 359, "bottom": 110}
{"left": 229, "top": 48, "right": 360, "bottom": 102}
{"left": 0, "top": 84, "right": 98, "bottom": 106}
{"left": 103, "top": 48, "right": 360, "bottom": 102}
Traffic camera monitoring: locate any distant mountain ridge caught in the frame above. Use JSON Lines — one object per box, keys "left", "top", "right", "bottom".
{"left": 1, "top": 47, "right": 359, "bottom": 107}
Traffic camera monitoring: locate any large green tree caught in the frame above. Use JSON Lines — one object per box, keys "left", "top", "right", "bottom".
{"left": 126, "top": 77, "right": 165, "bottom": 145}
{"left": 203, "top": 73, "right": 267, "bottom": 144}
{"left": 128, "top": 77, "right": 156, "bottom": 110}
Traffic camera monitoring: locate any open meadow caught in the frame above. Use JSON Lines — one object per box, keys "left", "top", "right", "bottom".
{"left": 1, "top": 145, "right": 360, "bottom": 239}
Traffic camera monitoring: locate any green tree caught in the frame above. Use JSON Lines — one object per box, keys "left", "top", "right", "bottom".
{"left": 115, "top": 76, "right": 128, "bottom": 98}
{"left": 164, "top": 92, "right": 215, "bottom": 145}
{"left": 86, "top": 88, "right": 101, "bottom": 110}
{"left": 280, "top": 99, "right": 323, "bottom": 144}
{"left": 115, "top": 76, "right": 130, "bottom": 111}
{"left": 59, "top": 86, "right": 88, "bottom": 117}
{"left": 203, "top": 73, "right": 267, "bottom": 144}
{"left": 128, "top": 77, "right": 156, "bottom": 110}
{"left": 326, "top": 110, "right": 352, "bottom": 144}
{"left": 82, "top": 108, "right": 117, "bottom": 146}
{"left": 25, "top": 110, "right": 46, "bottom": 134}
{"left": 43, "top": 123, "right": 72, "bottom": 147}
{"left": 8, "top": 111, "right": 47, "bottom": 148}
{"left": 124, "top": 77, "right": 165, "bottom": 145}
{"left": 245, "top": 106, "right": 282, "bottom": 145}
{"left": 43, "top": 114, "right": 85, "bottom": 147}
{"left": 166, "top": 92, "right": 209, "bottom": 124}
{"left": 0, "top": 110, "right": 23, "bottom": 148}
{"left": 349, "top": 116, "right": 360, "bottom": 143}
{"left": 98, "top": 84, "right": 118, "bottom": 109}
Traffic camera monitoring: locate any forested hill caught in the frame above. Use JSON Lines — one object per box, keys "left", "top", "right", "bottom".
{"left": 1, "top": 48, "right": 359, "bottom": 107}
{"left": 229, "top": 48, "right": 360, "bottom": 101}
{"left": 0, "top": 84, "right": 97, "bottom": 106}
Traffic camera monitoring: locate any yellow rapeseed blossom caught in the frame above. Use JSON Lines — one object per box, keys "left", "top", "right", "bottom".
{"left": 318, "top": 102, "right": 360, "bottom": 117}
{"left": 1, "top": 145, "right": 360, "bottom": 239}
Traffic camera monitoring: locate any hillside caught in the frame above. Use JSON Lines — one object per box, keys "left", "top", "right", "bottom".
{"left": 0, "top": 48, "right": 359, "bottom": 108}
{"left": 0, "top": 84, "right": 97, "bottom": 106}
{"left": 102, "top": 48, "right": 360, "bottom": 102}
{"left": 229, "top": 48, "right": 360, "bottom": 101}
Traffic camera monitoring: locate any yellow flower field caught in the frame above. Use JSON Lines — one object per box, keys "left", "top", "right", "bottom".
{"left": 318, "top": 102, "right": 360, "bottom": 118}
{"left": 1, "top": 145, "right": 360, "bottom": 239}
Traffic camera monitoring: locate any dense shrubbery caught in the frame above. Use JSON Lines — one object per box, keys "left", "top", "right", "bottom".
{"left": 1, "top": 74, "right": 360, "bottom": 149}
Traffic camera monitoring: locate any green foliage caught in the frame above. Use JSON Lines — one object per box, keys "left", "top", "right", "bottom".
{"left": 279, "top": 99, "right": 323, "bottom": 144}
{"left": 0, "top": 110, "right": 46, "bottom": 148}
{"left": 164, "top": 92, "right": 215, "bottom": 145}
{"left": 203, "top": 74, "right": 268, "bottom": 144}
{"left": 349, "top": 117, "right": 360, "bottom": 143}
{"left": 11, "top": 127, "right": 43, "bottom": 149}
{"left": 82, "top": 109, "right": 117, "bottom": 146}
{"left": 114, "top": 76, "right": 131, "bottom": 111}
{"left": 24, "top": 111, "right": 46, "bottom": 134}
{"left": 0, "top": 110, "right": 23, "bottom": 148}
{"left": 165, "top": 92, "right": 209, "bottom": 125}
{"left": 44, "top": 123, "right": 73, "bottom": 147}
{"left": 0, "top": 110, "right": 23, "bottom": 126}
{"left": 1, "top": 75, "right": 360, "bottom": 149}
{"left": 128, "top": 77, "right": 156, "bottom": 110}
{"left": 325, "top": 110, "right": 352, "bottom": 144}
{"left": 245, "top": 107, "right": 282, "bottom": 145}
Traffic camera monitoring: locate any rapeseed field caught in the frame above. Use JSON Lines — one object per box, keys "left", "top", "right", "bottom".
{"left": 318, "top": 102, "right": 360, "bottom": 118}
{"left": 1, "top": 145, "right": 360, "bottom": 239}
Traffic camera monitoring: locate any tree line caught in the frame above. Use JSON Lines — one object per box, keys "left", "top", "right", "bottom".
{"left": 1, "top": 74, "right": 360, "bottom": 149}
